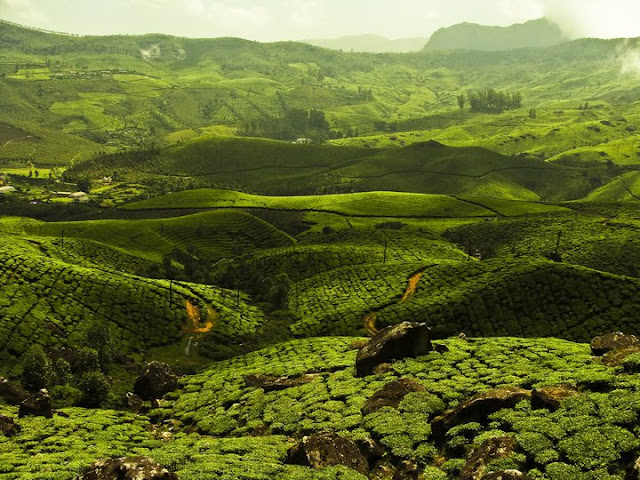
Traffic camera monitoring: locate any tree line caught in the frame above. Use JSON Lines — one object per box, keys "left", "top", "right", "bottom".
{"left": 458, "top": 89, "right": 522, "bottom": 114}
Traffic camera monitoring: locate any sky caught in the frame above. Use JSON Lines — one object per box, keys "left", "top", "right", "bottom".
{"left": 0, "top": 0, "right": 639, "bottom": 41}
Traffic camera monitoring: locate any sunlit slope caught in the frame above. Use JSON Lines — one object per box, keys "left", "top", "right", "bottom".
{"left": 123, "top": 188, "right": 494, "bottom": 217}
{"left": 19, "top": 210, "right": 294, "bottom": 264}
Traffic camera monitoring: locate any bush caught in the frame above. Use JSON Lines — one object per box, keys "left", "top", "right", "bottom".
{"left": 20, "top": 345, "right": 52, "bottom": 392}
{"left": 76, "top": 371, "right": 110, "bottom": 408}
{"left": 72, "top": 347, "right": 100, "bottom": 374}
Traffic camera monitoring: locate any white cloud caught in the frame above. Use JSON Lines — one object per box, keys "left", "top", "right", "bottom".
{"left": 618, "top": 40, "right": 640, "bottom": 76}
{"left": 0, "top": 0, "right": 47, "bottom": 24}
{"left": 541, "top": 0, "right": 640, "bottom": 39}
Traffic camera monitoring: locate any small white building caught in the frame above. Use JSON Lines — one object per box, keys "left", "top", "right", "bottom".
{"left": 70, "top": 191, "right": 89, "bottom": 202}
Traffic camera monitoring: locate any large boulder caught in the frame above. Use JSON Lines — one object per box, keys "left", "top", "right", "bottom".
{"left": 361, "top": 378, "right": 427, "bottom": 416}
{"left": 531, "top": 384, "right": 578, "bottom": 412}
{"left": 286, "top": 431, "right": 369, "bottom": 475}
{"left": 79, "top": 457, "right": 178, "bottom": 480}
{"left": 0, "top": 414, "right": 18, "bottom": 437}
{"left": 133, "top": 362, "right": 178, "bottom": 401}
{"left": 355, "top": 322, "right": 432, "bottom": 377}
{"left": 18, "top": 389, "right": 52, "bottom": 418}
{"left": 244, "top": 373, "right": 320, "bottom": 392}
{"left": 460, "top": 436, "right": 516, "bottom": 480}
{"left": 0, "top": 377, "right": 27, "bottom": 405}
{"left": 431, "top": 387, "right": 531, "bottom": 440}
{"left": 591, "top": 332, "right": 640, "bottom": 356}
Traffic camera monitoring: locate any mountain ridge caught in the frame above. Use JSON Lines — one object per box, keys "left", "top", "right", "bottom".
{"left": 423, "top": 17, "right": 570, "bottom": 52}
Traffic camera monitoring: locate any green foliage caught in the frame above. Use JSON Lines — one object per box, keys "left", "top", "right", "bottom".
{"left": 76, "top": 371, "right": 111, "bottom": 408}
{"left": 20, "top": 344, "right": 52, "bottom": 392}
{"left": 467, "top": 89, "right": 522, "bottom": 114}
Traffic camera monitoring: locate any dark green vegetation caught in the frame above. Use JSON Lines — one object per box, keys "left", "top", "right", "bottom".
{"left": 1, "top": 16, "right": 640, "bottom": 480}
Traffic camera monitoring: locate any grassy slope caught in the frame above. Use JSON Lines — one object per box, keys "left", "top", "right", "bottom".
{"left": 123, "top": 188, "right": 494, "bottom": 218}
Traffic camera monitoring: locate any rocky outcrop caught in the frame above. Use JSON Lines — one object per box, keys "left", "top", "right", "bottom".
{"left": 460, "top": 436, "right": 516, "bottom": 480}
{"left": 531, "top": 384, "right": 578, "bottom": 411}
{"left": 361, "top": 378, "right": 427, "bottom": 415}
{"left": 431, "top": 387, "right": 531, "bottom": 440}
{"left": 355, "top": 322, "right": 432, "bottom": 377}
{"left": 0, "top": 377, "right": 27, "bottom": 405}
{"left": 133, "top": 362, "right": 178, "bottom": 401}
{"left": 78, "top": 457, "right": 178, "bottom": 480}
{"left": 0, "top": 414, "right": 18, "bottom": 437}
{"left": 18, "top": 389, "right": 52, "bottom": 418}
{"left": 591, "top": 332, "right": 640, "bottom": 356}
{"left": 244, "top": 373, "right": 320, "bottom": 392}
{"left": 286, "top": 431, "right": 369, "bottom": 475}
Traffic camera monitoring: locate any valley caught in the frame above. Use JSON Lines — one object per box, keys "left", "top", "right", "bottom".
{"left": 0, "top": 14, "right": 640, "bottom": 480}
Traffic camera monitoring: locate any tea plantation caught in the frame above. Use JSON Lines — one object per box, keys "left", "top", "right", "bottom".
{"left": 5, "top": 336, "right": 640, "bottom": 479}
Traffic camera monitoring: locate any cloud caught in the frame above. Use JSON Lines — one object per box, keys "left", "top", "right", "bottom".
{"left": 618, "top": 40, "right": 640, "bottom": 76}
{"left": 0, "top": 0, "right": 47, "bottom": 24}
{"left": 541, "top": 0, "right": 640, "bottom": 39}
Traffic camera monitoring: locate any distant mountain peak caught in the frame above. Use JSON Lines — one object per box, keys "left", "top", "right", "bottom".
{"left": 423, "top": 18, "right": 570, "bottom": 52}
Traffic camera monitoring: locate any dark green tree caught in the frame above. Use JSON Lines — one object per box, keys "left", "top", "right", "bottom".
{"left": 20, "top": 345, "right": 52, "bottom": 392}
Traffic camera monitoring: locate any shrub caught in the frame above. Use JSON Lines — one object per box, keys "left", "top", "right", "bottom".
{"left": 76, "top": 371, "right": 110, "bottom": 408}
{"left": 20, "top": 345, "right": 52, "bottom": 392}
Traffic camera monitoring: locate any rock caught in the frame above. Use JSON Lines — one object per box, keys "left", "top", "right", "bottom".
{"left": 356, "top": 437, "right": 386, "bottom": 467}
{"left": 591, "top": 332, "right": 640, "bottom": 356}
{"left": 133, "top": 362, "right": 178, "bottom": 401}
{"left": 244, "top": 373, "right": 320, "bottom": 392}
{"left": 458, "top": 333, "right": 468, "bottom": 340}
{"left": 286, "top": 431, "right": 369, "bottom": 475}
{"left": 393, "top": 460, "right": 420, "bottom": 480}
{"left": 355, "top": 322, "right": 432, "bottom": 377}
{"left": 361, "top": 378, "right": 427, "bottom": 416}
{"left": 434, "top": 343, "right": 449, "bottom": 353}
{"left": 460, "top": 436, "right": 516, "bottom": 480}
{"left": 78, "top": 457, "right": 178, "bottom": 480}
{"left": 0, "top": 414, "right": 18, "bottom": 437}
{"left": 126, "top": 392, "right": 145, "bottom": 413}
{"left": 431, "top": 387, "right": 531, "bottom": 440}
{"left": 0, "top": 377, "right": 27, "bottom": 405}
{"left": 18, "top": 389, "right": 52, "bottom": 418}
{"left": 627, "top": 456, "right": 640, "bottom": 479}
{"left": 531, "top": 385, "right": 578, "bottom": 411}
{"left": 602, "top": 346, "right": 640, "bottom": 367}
{"left": 483, "top": 470, "right": 529, "bottom": 480}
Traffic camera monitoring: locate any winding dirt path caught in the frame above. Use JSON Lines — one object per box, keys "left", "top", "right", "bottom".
{"left": 363, "top": 268, "right": 426, "bottom": 336}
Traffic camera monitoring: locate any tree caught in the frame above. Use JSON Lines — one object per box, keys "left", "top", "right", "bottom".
{"left": 457, "top": 94, "right": 466, "bottom": 110}
{"left": 86, "top": 321, "right": 113, "bottom": 367}
{"left": 76, "top": 371, "right": 110, "bottom": 408}
{"left": 21, "top": 345, "right": 52, "bottom": 392}
{"left": 77, "top": 179, "right": 91, "bottom": 193}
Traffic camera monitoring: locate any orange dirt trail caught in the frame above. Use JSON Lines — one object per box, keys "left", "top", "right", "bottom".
{"left": 363, "top": 269, "right": 426, "bottom": 336}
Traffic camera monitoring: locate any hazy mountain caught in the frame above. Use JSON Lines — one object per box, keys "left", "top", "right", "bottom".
{"left": 423, "top": 18, "right": 570, "bottom": 52}
{"left": 304, "top": 34, "right": 428, "bottom": 53}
